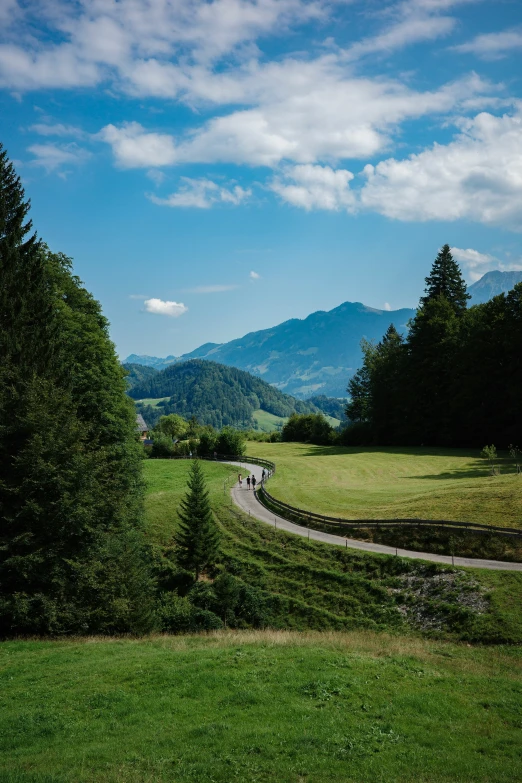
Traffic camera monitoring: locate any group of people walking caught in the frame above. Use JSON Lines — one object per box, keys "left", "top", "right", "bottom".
{"left": 237, "top": 467, "right": 268, "bottom": 490}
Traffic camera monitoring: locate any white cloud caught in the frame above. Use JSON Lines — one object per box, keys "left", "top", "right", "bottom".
{"left": 383, "top": 302, "right": 392, "bottom": 311}
{"left": 250, "top": 270, "right": 261, "bottom": 279}
{"left": 148, "top": 177, "right": 251, "bottom": 208}
{"left": 0, "top": 0, "right": 326, "bottom": 90}
{"left": 360, "top": 110, "right": 522, "bottom": 228}
{"left": 99, "top": 122, "right": 178, "bottom": 168}
{"left": 29, "top": 122, "right": 87, "bottom": 138}
{"left": 143, "top": 298, "right": 188, "bottom": 317}
{"left": 453, "top": 28, "right": 522, "bottom": 60}
{"left": 343, "top": 14, "right": 454, "bottom": 61}
{"left": 146, "top": 168, "right": 166, "bottom": 186}
{"left": 27, "top": 142, "right": 90, "bottom": 172}
{"left": 101, "top": 68, "right": 492, "bottom": 170}
{"left": 271, "top": 164, "right": 355, "bottom": 210}
{"left": 185, "top": 284, "right": 239, "bottom": 293}
{"left": 451, "top": 246, "right": 522, "bottom": 282}
{"left": 451, "top": 247, "right": 497, "bottom": 281}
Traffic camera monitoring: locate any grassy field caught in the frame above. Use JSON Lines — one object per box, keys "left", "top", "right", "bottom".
{"left": 1, "top": 631, "right": 522, "bottom": 783}
{"left": 2, "top": 460, "right": 522, "bottom": 781}
{"left": 143, "top": 459, "right": 522, "bottom": 643}
{"left": 136, "top": 396, "right": 170, "bottom": 408}
{"left": 252, "top": 408, "right": 287, "bottom": 432}
{"left": 248, "top": 442, "right": 522, "bottom": 529}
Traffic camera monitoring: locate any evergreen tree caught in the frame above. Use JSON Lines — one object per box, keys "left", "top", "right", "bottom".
{"left": 368, "top": 324, "right": 406, "bottom": 443}
{"left": 0, "top": 147, "right": 154, "bottom": 635}
{"left": 175, "top": 461, "right": 220, "bottom": 580}
{"left": 420, "top": 244, "right": 470, "bottom": 313}
{"left": 346, "top": 340, "right": 374, "bottom": 423}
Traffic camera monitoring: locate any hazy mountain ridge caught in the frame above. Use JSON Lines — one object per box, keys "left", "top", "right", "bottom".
{"left": 126, "top": 271, "right": 522, "bottom": 398}
{"left": 127, "top": 301, "right": 416, "bottom": 397}
{"left": 467, "top": 270, "right": 522, "bottom": 304}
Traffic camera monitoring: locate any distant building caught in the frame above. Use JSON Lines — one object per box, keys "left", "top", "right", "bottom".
{"left": 136, "top": 413, "right": 149, "bottom": 441}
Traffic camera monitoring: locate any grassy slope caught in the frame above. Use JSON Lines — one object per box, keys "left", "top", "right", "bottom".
{"left": 1, "top": 632, "right": 521, "bottom": 783}
{"left": 144, "top": 460, "right": 522, "bottom": 644}
{"left": 252, "top": 408, "right": 287, "bottom": 432}
{"left": 249, "top": 442, "right": 522, "bottom": 528}
{"left": 135, "top": 396, "right": 169, "bottom": 408}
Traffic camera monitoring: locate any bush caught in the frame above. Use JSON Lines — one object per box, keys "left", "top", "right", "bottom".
{"left": 215, "top": 426, "right": 246, "bottom": 457}
{"left": 150, "top": 431, "right": 176, "bottom": 457}
{"left": 198, "top": 428, "right": 218, "bottom": 457}
{"left": 158, "top": 593, "right": 223, "bottom": 633}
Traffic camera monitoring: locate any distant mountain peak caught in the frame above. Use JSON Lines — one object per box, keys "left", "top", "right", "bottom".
{"left": 468, "top": 269, "right": 522, "bottom": 304}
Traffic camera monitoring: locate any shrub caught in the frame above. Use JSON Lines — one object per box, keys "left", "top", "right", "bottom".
{"left": 158, "top": 593, "right": 223, "bottom": 633}
{"left": 215, "top": 426, "right": 246, "bottom": 456}
{"left": 198, "top": 429, "right": 218, "bottom": 457}
{"left": 150, "top": 431, "right": 176, "bottom": 457}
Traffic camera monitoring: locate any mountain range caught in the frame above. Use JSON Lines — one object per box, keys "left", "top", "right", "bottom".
{"left": 125, "top": 270, "right": 522, "bottom": 399}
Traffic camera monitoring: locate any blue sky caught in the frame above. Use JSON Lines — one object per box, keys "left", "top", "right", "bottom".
{"left": 1, "top": 0, "right": 521, "bottom": 359}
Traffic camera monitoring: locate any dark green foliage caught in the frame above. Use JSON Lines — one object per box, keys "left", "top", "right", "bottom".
{"left": 175, "top": 461, "right": 220, "bottom": 579}
{"left": 198, "top": 428, "right": 218, "bottom": 457}
{"left": 346, "top": 359, "right": 372, "bottom": 423}
{"left": 128, "top": 359, "right": 317, "bottom": 429}
{"left": 215, "top": 426, "right": 246, "bottom": 456}
{"left": 156, "top": 413, "right": 189, "bottom": 440}
{"left": 347, "top": 244, "right": 522, "bottom": 448}
{"left": 0, "top": 146, "right": 154, "bottom": 636}
{"left": 282, "top": 413, "right": 335, "bottom": 445}
{"left": 122, "top": 362, "right": 160, "bottom": 391}
{"left": 158, "top": 593, "right": 223, "bottom": 632}
{"left": 420, "top": 244, "right": 470, "bottom": 313}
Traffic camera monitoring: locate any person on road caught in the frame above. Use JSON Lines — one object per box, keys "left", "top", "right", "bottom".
{"left": 246, "top": 475, "right": 251, "bottom": 490}
{"left": 261, "top": 469, "right": 266, "bottom": 482}
{"left": 252, "top": 475, "right": 257, "bottom": 490}
{"left": 238, "top": 473, "right": 242, "bottom": 488}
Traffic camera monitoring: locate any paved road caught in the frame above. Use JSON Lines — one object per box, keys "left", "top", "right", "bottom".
{"left": 227, "top": 461, "right": 522, "bottom": 572}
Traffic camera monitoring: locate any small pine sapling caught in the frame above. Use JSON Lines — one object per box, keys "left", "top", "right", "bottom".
{"left": 481, "top": 444, "right": 498, "bottom": 476}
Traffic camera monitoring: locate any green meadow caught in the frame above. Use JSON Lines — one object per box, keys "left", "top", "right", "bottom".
{"left": 1, "top": 631, "right": 522, "bottom": 783}
{"left": 2, "top": 458, "right": 522, "bottom": 781}
{"left": 248, "top": 442, "right": 522, "bottom": 528}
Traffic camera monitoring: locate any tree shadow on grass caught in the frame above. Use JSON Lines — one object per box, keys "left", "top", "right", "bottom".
{"left": 296, "top": 445, "right": 483, "bottom": 460}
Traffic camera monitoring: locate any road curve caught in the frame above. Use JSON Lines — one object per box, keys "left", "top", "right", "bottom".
{"left": 227, "top": 461, "right": 522, "bottom": 572}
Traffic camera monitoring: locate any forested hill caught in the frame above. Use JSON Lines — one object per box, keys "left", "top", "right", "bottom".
{"left": 125, "top": 359, "right": 317, "bottom": 429}
{"left": 124, "top": 362, "right": 160, "bottom": 391}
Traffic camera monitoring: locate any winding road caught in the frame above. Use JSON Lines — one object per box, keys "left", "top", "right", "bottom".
{"left": 227, "top": 461, "right": 522, "bottom": 572}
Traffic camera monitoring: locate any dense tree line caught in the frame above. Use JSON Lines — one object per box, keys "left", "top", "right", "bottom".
{"left": 127, "top": 359, "right": 316, "bottom": 429}
{"left": 346, "top": 245, "right": 522, "bottom": 447}
{"left": 0, "top": 145, "right": 155, "bottom": 636}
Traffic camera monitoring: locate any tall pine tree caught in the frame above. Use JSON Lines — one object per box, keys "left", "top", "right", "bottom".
{"left": 420, "top": 244, "right": 470, "bottom": 313}
{"left": 175, "top": 461, "right": 220, "bottom": 580}
{"left": 0, "top": 145, "right": 154, "bottom": 636}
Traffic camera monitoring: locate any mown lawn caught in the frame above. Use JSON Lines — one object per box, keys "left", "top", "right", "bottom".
{"left": 1, "top": 631, "right": 521, "bottom": 783}
{"left": 248, "top": 442, "right": 522, "bottom": 528}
